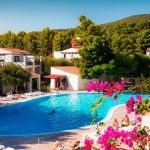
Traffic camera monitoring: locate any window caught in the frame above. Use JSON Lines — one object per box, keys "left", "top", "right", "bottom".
{"left": 14, "top": 56, "right": 20, "bottom": 62}
{"left": 35, "top": 67, "right": 40, "bottom": 73}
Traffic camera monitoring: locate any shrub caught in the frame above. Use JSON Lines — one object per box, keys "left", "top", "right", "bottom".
{"left": 128, "top": 77, "right": 150, "bottom": 94}
{"left": 42, "top": 57, "right": 73, "bottom": 75}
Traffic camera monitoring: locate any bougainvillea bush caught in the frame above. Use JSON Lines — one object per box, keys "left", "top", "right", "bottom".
{"left": 128, "top": 77, "right": 150, "bottom": 94}
{"left": 87, "top": 81, "right": 125, "bottom": 124}
{"left": 83, "top": 81, "right": 150, "bottom": 150}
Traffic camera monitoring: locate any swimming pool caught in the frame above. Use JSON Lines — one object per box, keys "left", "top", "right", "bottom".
{"left": 0, "top": 92, "right": 148, "bottom": 136}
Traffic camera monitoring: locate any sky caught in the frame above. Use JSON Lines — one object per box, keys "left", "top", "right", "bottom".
{"left": 0, "top": 0, "right": 150, "bottom": 34}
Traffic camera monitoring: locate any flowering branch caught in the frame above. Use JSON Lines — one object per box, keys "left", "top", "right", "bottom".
{"left": 87, "top": 81, "right": 126, "bottom": 124}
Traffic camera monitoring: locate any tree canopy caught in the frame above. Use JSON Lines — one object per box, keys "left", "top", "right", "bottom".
{"left": 76, "top": 16, "right": 113, "bottom": 79}
{"left": 76, "top": 16, "right": 150, "bottom": 79}
{"left": 0, "top": 15, "right": 150, "bottom": 79}
{"left": 0, "top": 64, "right": 31, "bottom": 93}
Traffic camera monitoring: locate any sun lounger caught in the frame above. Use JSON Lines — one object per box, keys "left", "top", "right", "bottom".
{"left": 25, "top": 91, "right": 44, "bottom": 96}
{"left": 0, "top": 145, "right": 15, "bottom": 150}
{"left": 25, "top": 92, "right": 36, "bottom": 96}
{"left": 20, "top": 94, "right": 27, "bottom": 99}
{"left": 0, "top": 96, "right": 12, "bottom": 101}
{"left": 6, "top": 91, "right": 12, "bottom": 96}
{"left": 82, "top": 132, "right": 99, "bottom": 144}
{"left": 0, "top": 145, "right": 5, "bottom": 150}
{"left": 12, "top": 94, "right": 21, "bottom": 100}
{"left": 50, "top": 88, "right": 59, "bottom": 93}
{"left": 120, "top": 125, "right": 134, "bottom": 131}
{"left": 4, "top": 147, "right": 15, "bottom": 150}
{"left": 52, "top": 141, "right": 64, "bottom": 150}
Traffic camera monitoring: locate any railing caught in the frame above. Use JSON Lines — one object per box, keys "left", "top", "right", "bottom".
{"left": 0, "top": 59, "right": 4, "bottom": 62}
{"left": 35, "top": 61, "right": 40, "bottom": 65}
{"left": 26, "top": 62, "right": 33, "bottom": 66}
{"left": 0, "top": 60, "right": 40, "bottom": 66}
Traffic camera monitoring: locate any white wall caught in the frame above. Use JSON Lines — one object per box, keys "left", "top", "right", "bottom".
{"left": 54, "top": 51, "right": 80, "bottom": 59}
{"left": 0, "top": 49, "right": 41, "bottom": 73}
{"left": 0, "top": 50, "right": 13, "bottom": 62}
{"left": 51, "top": 67, "right": 79, "bottom": 90}
{"left": 146, "top": 51, "right": 150, "bottom": 56}
{"left": 65, "top": 53, "right": 80, "bottom": 59}
{"left": 54, "top": 52, "right": 63, "bottom": 59}
{"left": 25, "top": 55, "right": 35, "bottom": 62}
{"left": 0, "top": 49, "right": 11, "bottom": 54}
{"left": 4, "top": 54, "right": 13, "bottom": 62}
{"left": 50, "top": 67, "right": 97, "bottom": 90}
{"left": 78, "top": 77, "right": 89, "bottom": 90}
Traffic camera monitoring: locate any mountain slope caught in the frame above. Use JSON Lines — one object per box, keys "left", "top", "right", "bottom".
{"left": 103, "top": 14, "right": 150, "bottom": 27}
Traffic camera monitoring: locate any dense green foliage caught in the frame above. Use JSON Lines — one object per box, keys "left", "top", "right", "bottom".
{"left": 137, "top": 99, "right": 150, "bottom": 115}
{"left": 0, "top": 64, "right": 31, "bottom": 93}
{"left": 129, "top": 77, "right": 150, "bottom": 114}
{"left": 76, "top": 16, "right": 113, "bottom": 79}
{"left": 129, "top": 77, "right": 150, "bottom": 94}
{"left": 0, "top": 14, "right": 150, "bottom": 79}
{"left": 76, "top": 16, "right": 150, "bottom": 79}
{"left": 42, "top": 57, "right": 73, "bottom": 74}
{"left": 0, "top": 28, "right": 75, "bottom": 56}
{"left": 104, "top": 14, "right": 150, "bottom": 27}
{"left": 52, "top": 29, "right": 75, "bottom": 52}
{"left": 38, "top": 27, "right": 55, "bottom": 56}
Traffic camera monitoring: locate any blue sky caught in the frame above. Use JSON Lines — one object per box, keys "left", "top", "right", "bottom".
{"left": 0, "top": 0, "right": 150, "bottom": 34}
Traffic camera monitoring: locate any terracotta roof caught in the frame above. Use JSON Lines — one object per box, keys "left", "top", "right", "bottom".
{"left": 147, "top": 48, "right": 150, "bottom": 52}
{"left": 72, "top": 45, "right": 81, "bottom": 48}
{"left": 31, "top": 72, "right": 40, "bottom": 77}
{"left": 43, "top": 74, "right": 65, "bottom": 79}
{"left": 53, "top": 66, "right": 80, "bottom": 75}
{"left": 0, "top": 48, "right": 29, "bottom": 53}
{"left": 70, "top": 38, "right": 76, "bottom": 43}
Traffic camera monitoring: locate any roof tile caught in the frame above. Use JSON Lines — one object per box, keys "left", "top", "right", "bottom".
{"left": 53, "top": 66, "right": 80, "bottom": 75}
{"left": 147, "top": 48, "right": 150, "bottom": 52}
{"left": 0, "top": 48, "right": 29, "bottom": 53}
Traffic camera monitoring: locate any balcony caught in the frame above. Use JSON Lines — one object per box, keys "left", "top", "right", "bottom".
{"left": 0, "top": 59, "right": 4, "bottom": 62}
{"left": 35, "top": 61, "right": 40, "bottom": 65}
{"left": 26, "top": 61, "right": 33, "bottom": 66}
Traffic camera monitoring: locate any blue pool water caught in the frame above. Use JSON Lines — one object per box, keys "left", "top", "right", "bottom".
{"left": 0, "top": 92, "right": 148, "bottom": 136}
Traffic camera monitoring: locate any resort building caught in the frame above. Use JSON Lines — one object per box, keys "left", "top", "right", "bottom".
{"left": 146, "top": 48, "right": 150, "bottom": 56}
{"left": 53, "top": 38, "right": 81, "bottom": 59}
{"left": 44, "top": 66, "right": 89, "bottom": 90}
{"left": 0, "top": 48, "right": 41, "bottom": 94}
{"left": 54, "top": 47, "right": 80, "bottom": 59}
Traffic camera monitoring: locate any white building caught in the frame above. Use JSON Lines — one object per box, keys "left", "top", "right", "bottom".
{"left": 53, "top": 37, "right": 81, "bottom": 60}
{"left": 54, "top": 47, "right": 80, "bottom": 59}
{"left": 0, "top": 48, "right": 41, "bottom": 93}
{"left": 146, "top": 48, "right": 150, "bottom": 56}
{"left": 45, "top": 66, "right": 89, "bottom": 90}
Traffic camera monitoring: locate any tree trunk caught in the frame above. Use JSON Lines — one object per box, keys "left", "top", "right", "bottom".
{"left": 13, "top": 85, "right": 17, "bottom": 94}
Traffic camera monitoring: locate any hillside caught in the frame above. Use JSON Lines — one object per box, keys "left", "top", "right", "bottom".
{"left": 103, "top": 14, "right": 150, "bottom": 27}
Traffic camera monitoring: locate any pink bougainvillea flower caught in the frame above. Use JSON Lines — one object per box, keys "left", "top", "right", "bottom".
{"left": 136, "top": 95, "right": 143, "bottom": 103}
{"left": 136, "top": 116, "right": 142, "bottom": 122}
{"left": 113, "top": 95, "right": 118, "bottom": 101}
{"left": 84, "top": 138, "right": 93, "bottom": 150}
{"left": 126, "top": 96, "right": 135, "bottom": 113}
{"left": 121, "top": 81, "right": 126, "bottom": 85}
